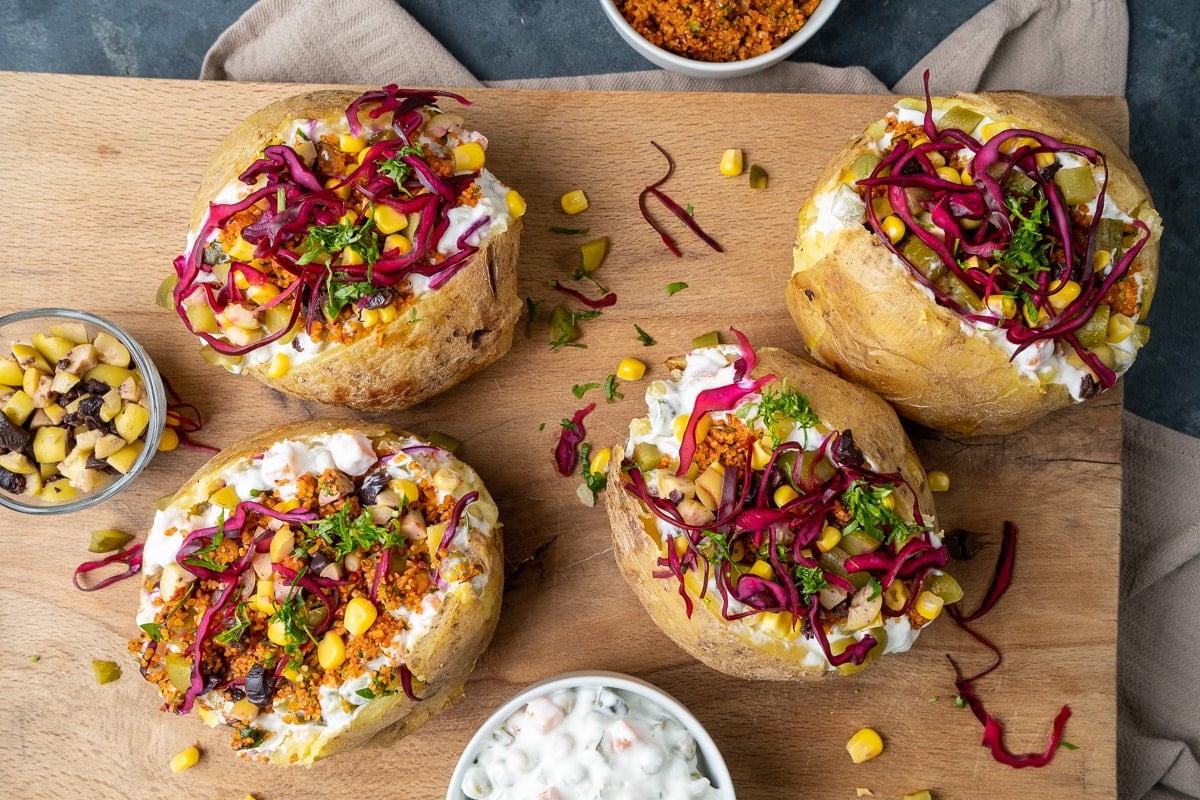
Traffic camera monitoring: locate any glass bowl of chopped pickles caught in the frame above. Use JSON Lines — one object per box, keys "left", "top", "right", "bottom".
{"left": 0, "top": 308, "right": 166, "bottom": 514}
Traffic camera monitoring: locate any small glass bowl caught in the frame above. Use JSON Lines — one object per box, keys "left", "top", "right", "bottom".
{"left": 446, "top": 670, "right": 736, "bottom": 800}
{"left": 598, "top": 0, "right": 842, "bottom": 80}
{"left": 0, "top": 308, "right": 166, "bottom": 515}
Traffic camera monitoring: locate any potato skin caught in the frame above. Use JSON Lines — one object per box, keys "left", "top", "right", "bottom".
{"left": 788, "top": 92, "right": 1161, "bottom": 436}
{"left": 605, "top": 347, "right": 934, "bottom": 681}
{"left": 187, "top": 89, "right": 522, "bottom": 411}
{"left": 151, "top": 419, "right": 504, "bottom": 765}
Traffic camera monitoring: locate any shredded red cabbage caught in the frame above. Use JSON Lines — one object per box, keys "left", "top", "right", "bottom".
{"left": 73, "top": 543, "right": 144, "bottom": 591}
{"left": 550, "top": 279, "right": 617, "bottom": 309}
{"left": 946, "top": 521, "right": 1071, "bottom": 767}
{"left": 858, "top": 72, "right": 1152, "bottom": 390}
{"left": 555, "top": 404, "right": 595, "bottom": 477}
{"left": 172, "top": 86, "right": 494, "bottom": 358}
{"left": 638, "top": 141, "right": 724, "bottom": 258}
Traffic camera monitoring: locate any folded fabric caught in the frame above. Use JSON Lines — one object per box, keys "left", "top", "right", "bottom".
{"left": 201, "top": 2, "right": 1199, "bottom": 799}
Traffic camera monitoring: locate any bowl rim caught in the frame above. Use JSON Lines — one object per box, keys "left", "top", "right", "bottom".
{"left": 598, "top": 0, "right": 843, "bottom": 78}
{"left": 445, "top": 669, "right": 736, "bottom": 800}
{"left": 0, "top": 307, "right": 166, "bottom": 515}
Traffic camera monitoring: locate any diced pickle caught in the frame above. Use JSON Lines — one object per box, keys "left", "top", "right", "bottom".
{"left": 901, "top": 238, "right": 945, "bottom": 282}
{"left": 631, "top": 442, "right": 661, "bottom": 473}
{"left": 832, "top": 628, "right": 888, "bottom": 676}
{"left": 936, "top": 272, "right": 985, "bottom": 312}
{"left": 839, "top": 530, "right": 883, "bottom": 557}
{"left": 748, "top": 164, "right": 768, "bottom": 190}
{"left": 579, "top": 237, "right": 608, "bottom": 274}
{"left": 1003, "top": 171, "right": 1037, "bottom": 195}
{"left": 1094, "top": 217, "right": 1125, "bottom": 254}
{"left": 1076, "top": 304, "right": 1111, "bottom": 349}
{"left": 849, "top": 153, "right": 881, "bottom": 180}
{"left": 425, "top": 431, "right": 462, "bottom": 454}
{"left": 936, "top": 105, "right": 985, "bottom": 134}
{"left": 922, "top": 572, "right": 964, "bottom": 604}
{"left": 1054, "top": 166, "right": 1098, "bottom": 206}
{"left": 691, "top": 331, "right": 720, "bottom": 349}
{"left": 91, "top": 660, "right": 122, "bottom": 685}
{"left": 548, "top": 305, "right": 581, "bottom": 346}
{"left": 156, "top": 274, "right": 179, "bottom": 309}
{"left": 165, "top": 652, "right": 192, "bottom": 693}
{"left": 88, "top": 528, "right": 134, "bottom": 553}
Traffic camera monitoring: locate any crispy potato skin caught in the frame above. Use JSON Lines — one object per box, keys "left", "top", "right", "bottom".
{"left": 788, "top": 91, "right": 1161, "bottom": 436}
{"left": 155, "top": 419, "right": 503, "bottom": 765}
{"left": 187, "top": 90, "right": 522, "bottom": 411}
{"left": 605, "top": 348, "right": 934, "bottom": 681}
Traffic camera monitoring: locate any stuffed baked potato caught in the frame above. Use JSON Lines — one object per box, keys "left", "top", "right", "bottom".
{"left": 789, "top": 90, "right": 1162, "bottom": 435}
{"left": 132, "top": 420, "right": 503, "bottom": 765}
{"left": 164, "top": 86, "right": 524, "bottom": 410}
{"left": 606, "top": 338, "right": 961, "bottom": 681}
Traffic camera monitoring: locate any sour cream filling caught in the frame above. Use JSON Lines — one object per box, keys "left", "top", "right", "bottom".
{"left": 460, "top": 686, "right": 721, "bottom": 800}
{"left": 810, "top": 100, "right": 1148, "bottom": 400}
{"left": 137, "top": 429, "right": 495, "bottom": 757}
{"left": 626, "top": 347, "right": 933, "bottom": 672}
{"left": 185, "top": 110, "right": 515, "bottom": 373}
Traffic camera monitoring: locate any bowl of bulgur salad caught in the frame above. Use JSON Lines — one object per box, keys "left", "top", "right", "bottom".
{"left": 600, "top": 0, "right": 841, "bottom": 79}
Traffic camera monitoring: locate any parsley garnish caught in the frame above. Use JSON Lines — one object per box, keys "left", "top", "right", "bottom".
{"left": 182, "top": 512, "right": 228, "bottom": 572}
{"left": 214, "top": 601, "right": 251, "bottom": 645}
{"left": 796, "top": 564, "right": 828, "bottom": 599}
{"left": 356, "top": 688, "right": 377, "bottom": 700}
{"left": 993, "top": 190, "right": 1053, "bottom": 318}
{"left": 572, "top": 382, "right": 601, "bottom": 399}
{"left": 550, "top": 226, "right": 589, "bottom": 235}
{"left": 866, "top": 576, "right": 883, "bottom": 601}
{"left": 1059, "top": 741, "right": 1080, "bottom": 751}
{"left": 406, "top": 307, "right": 425, "bottom": 324}
{"left": 841, "top": 480, "right": 926, "bottom": 545}
{"left": 736, "top": 380, "right": 819, "bottom": 445}
{"left": 549, "top": 309, "right": 600, "bottom": 351}
{"left": 139, "top": 623, "right": 162, "bottom": 641}
{"left": 634, "top": 324, "right": 656, "bottom": 347}
{"left": 297, "top": 215, "right": 380, "bottom": 268}
{"left": 524, "top": 296, "right": 543, "bottom": 338}
{"left": 579, "top": 443, "right": 607, "bottom": 494}
{"left": 269, "top": 576, "right": 319, "bottom": 669}
{"left": 954, "top": 695, "right": 966, "bottom": 710}
{"left": 324, "top": 270, "right": 377, "bottom": 319}
{"left": 376, "top": 143, "right": 426, "bottom": 187}
{"left": 603, "top": 374, "right": 623, "bottom": 403}
{"left": 237, "top": 726, "right": 268, "bottom": 749}
{"left": 665, "top": 281, "right": 688, "bottom": 296}
{"left": 302, "top": 504, "right": 403, "bottom": 561}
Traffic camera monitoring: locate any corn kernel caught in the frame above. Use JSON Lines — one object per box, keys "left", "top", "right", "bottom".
{"left": 277, "top": 498, "right": 301, "bottom": 512}
{"left": 1107, "top": 312, "right": 1135, "bottom": 344}
{"left": 357, "top": 145, "right": 374, "bottom": 165}
{"left": 344, "top": 597, "right": 379, "bottom": 637}
{"left": 389, "top": 478, "right": 420, "bottom": 506}
{"left": 209, "top": 484, "right": 241, "bottom": 510}
{"left": 384, "top": 233, "right": 412, "bottom": 254}
{"left": 960, "top": 166, "right": 974, "bottom": 185}
{"left": 433, "top": 467, "right": 461, "bottom": 493}
{"left": 617, "top": 358, "right": 646, "bottom": 381}
{"left": 505, "top": 189, "right": 527, "bottom": 218}
{"left": 903, "top": 792, "right": 933, "bottom": 800}
{"left": 249, "top": 594, "right": 276, "bottom": 615}
{"left": 672, "top": 413, "right": 712, "bottom": 444}
{"left": 880, "top": 215, "right": 905, "bottom": 244}
{"left": 928, "top": 470, "right": 950, "bottom": 492}
{"left": 980, "top": 121, "right": 1014, "bottom": 141}
{"left": 337, "top": 133, "right": 366, "bottom": 154}
{"left": 358, "top": 308, "right": 380, "bottom": 328}
{"left": 378, "top": 304, "right": 398, "bottom": 324}
{"left": 882, "top": 492, "right": 896, "bottom": 511}
{"left": 846, "top": 728, "right": 884, "bottom": 764}
{"left": 1035, "top": 151, "right": 1057, "bottom": 169}
{"left": 748, "top": 559, "right": 775, "bottom": 581}
{"left": 267, "top": 618, "right": 290, "bottom": 646}
{"left": 935, "top": 166, "right": 961, "bottom": 184}
{"left": 158, "top": 426, "right": 180, "bottom": 452}
{"left": 560, "top": 189, "right": 589, "bottom": 215}
{"left": 169, "top": 745, "right": 200, "bottom": 773}
{"left": 773, "top": 485, "right": 799, "bottom": 508}
{"left": 324, "top": 176, "right": 351, "bottom": 200}
{"left": 266, "top": 352, "right": 290, "bottom": 380}
{"left": 719, "top": 148, "right": 744, "bottom": 177}
{"left": 1093, "top": 249, "right": 1112, "bottom": 271}
{"left": 317, "top": 631, "right": 347, "bottom": 670}
{"left": 373, "top": 204, "right": 407, "bottom": 235}
{"left": 589, "top": 446, "right": 612, "bottom": 476}
{"left": 1024, "top": 302, "right": 1050, "bottom": 328}
{"left": 1048, "top": 279, "right": 1082, "bottom": 312}
{"left": 232, "top": 271, "right": 251, "bottom": 291}
{"left": 817, "top": 525, "right": 842, "bottom": 553}
{"left": 283, "top": 666, "right": 303, "bottom": 683}
{"left": 452, "top": 141, "right": 486, "bottom": 173}
{"left": 986, "top": 294, "right": 1017, "bottom": 319}
{"left": 750, "top": 438, "right": 774, "bottom": 471}
{"left": 915, "top": 590, "right": 945, "bottom": 620}
{"left": 340, "top": 247, "right": 365, "bottom": 266}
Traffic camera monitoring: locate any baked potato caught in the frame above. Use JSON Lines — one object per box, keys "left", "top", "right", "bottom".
{"left": 163, "top": 86, "right": 524, "bottom": 410}
{"left": 789, "top": 90, "right": 1162, "bottom": 435}
{"left": 605, "top": 339, "right": 961, "bottom": 680}
{"left": 131, "top": 420, "right": 503, "bottom": 765}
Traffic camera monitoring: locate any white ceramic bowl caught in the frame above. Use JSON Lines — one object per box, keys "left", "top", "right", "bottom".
{"left": 598, "top": 0, "right": 841, "bottom": 79}
{"left": 0, "top": 308, "right": 166, "bottom": 514}
{"left": 446, "top": 670, "right": 736, "bottom": 799}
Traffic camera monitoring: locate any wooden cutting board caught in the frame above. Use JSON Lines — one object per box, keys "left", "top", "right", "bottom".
{"left": 0, "top": 73, "right": 1123, "bottom": 800}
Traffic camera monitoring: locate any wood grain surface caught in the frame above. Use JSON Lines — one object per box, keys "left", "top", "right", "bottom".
{"left": 0, "top": 73, "right": 1124, "bottom": 800}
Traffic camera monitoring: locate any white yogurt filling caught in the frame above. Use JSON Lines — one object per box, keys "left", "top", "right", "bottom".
{"left": 137, "top": 429, "right": 496, "bottom": 758}
{"left": 460, "top": 686, "right": 721, "bottom": 800}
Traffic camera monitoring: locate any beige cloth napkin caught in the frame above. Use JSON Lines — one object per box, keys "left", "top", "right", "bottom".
{"left": 202, "top": 2, "right": 1196, "bottom": 798}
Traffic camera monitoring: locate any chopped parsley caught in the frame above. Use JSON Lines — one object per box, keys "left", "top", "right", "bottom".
{"left": 356, "top": 687, "right": 377, "bottom": 700}
{"left": 375, "top": 143, "right": 426, "bottom": 187}
{"left": 841, "top": 480, "right": 928, "bottom": 545}
{"left": 665, "top": 281, "right": 688, "bottom": 296}
{"left": 324, "top": 270, "right": 377, "bottom": 319}
{"left": 269, "top": 578, "right": 319, "bottom": 669}
{"left": 550, "top": 226, "right": 589, "bottom": 235}
{"left": 993, "top": 190, "right": 1053, "bottom": 318}
{"left": 406, "top": 307, "right": 425, "bottom": 324}
{"left": 237, "top": 726, "right": 268, "bottom": 749}
{"left": 182, "top": 513, "right": 228, "bottom": 572}
{"left": 579, "top": 443, "right": 607, "bottom": 494}
{"left": 1059, "top": 741, "right": 1080, "bottom": 751}
{"left": 138, "top": 623, "right": 161, "bottom": 642}
{"left": 954, "top": 695, "right": 966, "bottom": 710}
{"left": 524, "top": 296, "right": 543, "bottom": 338}
{"left": 603, "top": 374, "right": 624, "bottom": 403}
{"left": 634, "top": 324, "right": 656, "bottom": 347}
{"left": 297, "top": 215, "right": 381, "bottom": 268}
{"left": 736, "top": 381, "right": 819, "bottom": 444}
{"left": 302, "top": 504, "right": 403, "bottom": 561}
{"left": 572, "top": 382, "right": 601, "bottom": 399}
{"left": 214, "top": 601, "right": 252, "bottom": 645}
{"left": 796, "top": 564, "right": 828, "bottom": 599}
{"left": 866, "top": 576, "right": 883, "bottom": 601}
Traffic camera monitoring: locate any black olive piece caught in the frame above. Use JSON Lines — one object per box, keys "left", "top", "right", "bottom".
{"left": 0, "top": 414, "right": 31, "bottom": 453}
{"left": 309, "top": 550, "right": 332, "bottom": 575}
{"left": 358, "top": 470, "right": 389, "bottom": 505}
{"left": 0, "top": 467, "right": 26, "bottom": 494}
{"left": 81, "top": 378, "right": 111, "bottom": 395}
{"left": 228, "top": 686, "right": 246, "bottom": 702}
{"left": 1079, "top": 374, "right": 1101, "bottom": 400}
{"left": 245, "top": 663, "right": 276, "bottom": 708}
{"left": 202, "top": 673, "right": 221, "bottom": 693}
{"left": 833, "top": 429, "right": 864, "bottom": 467}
